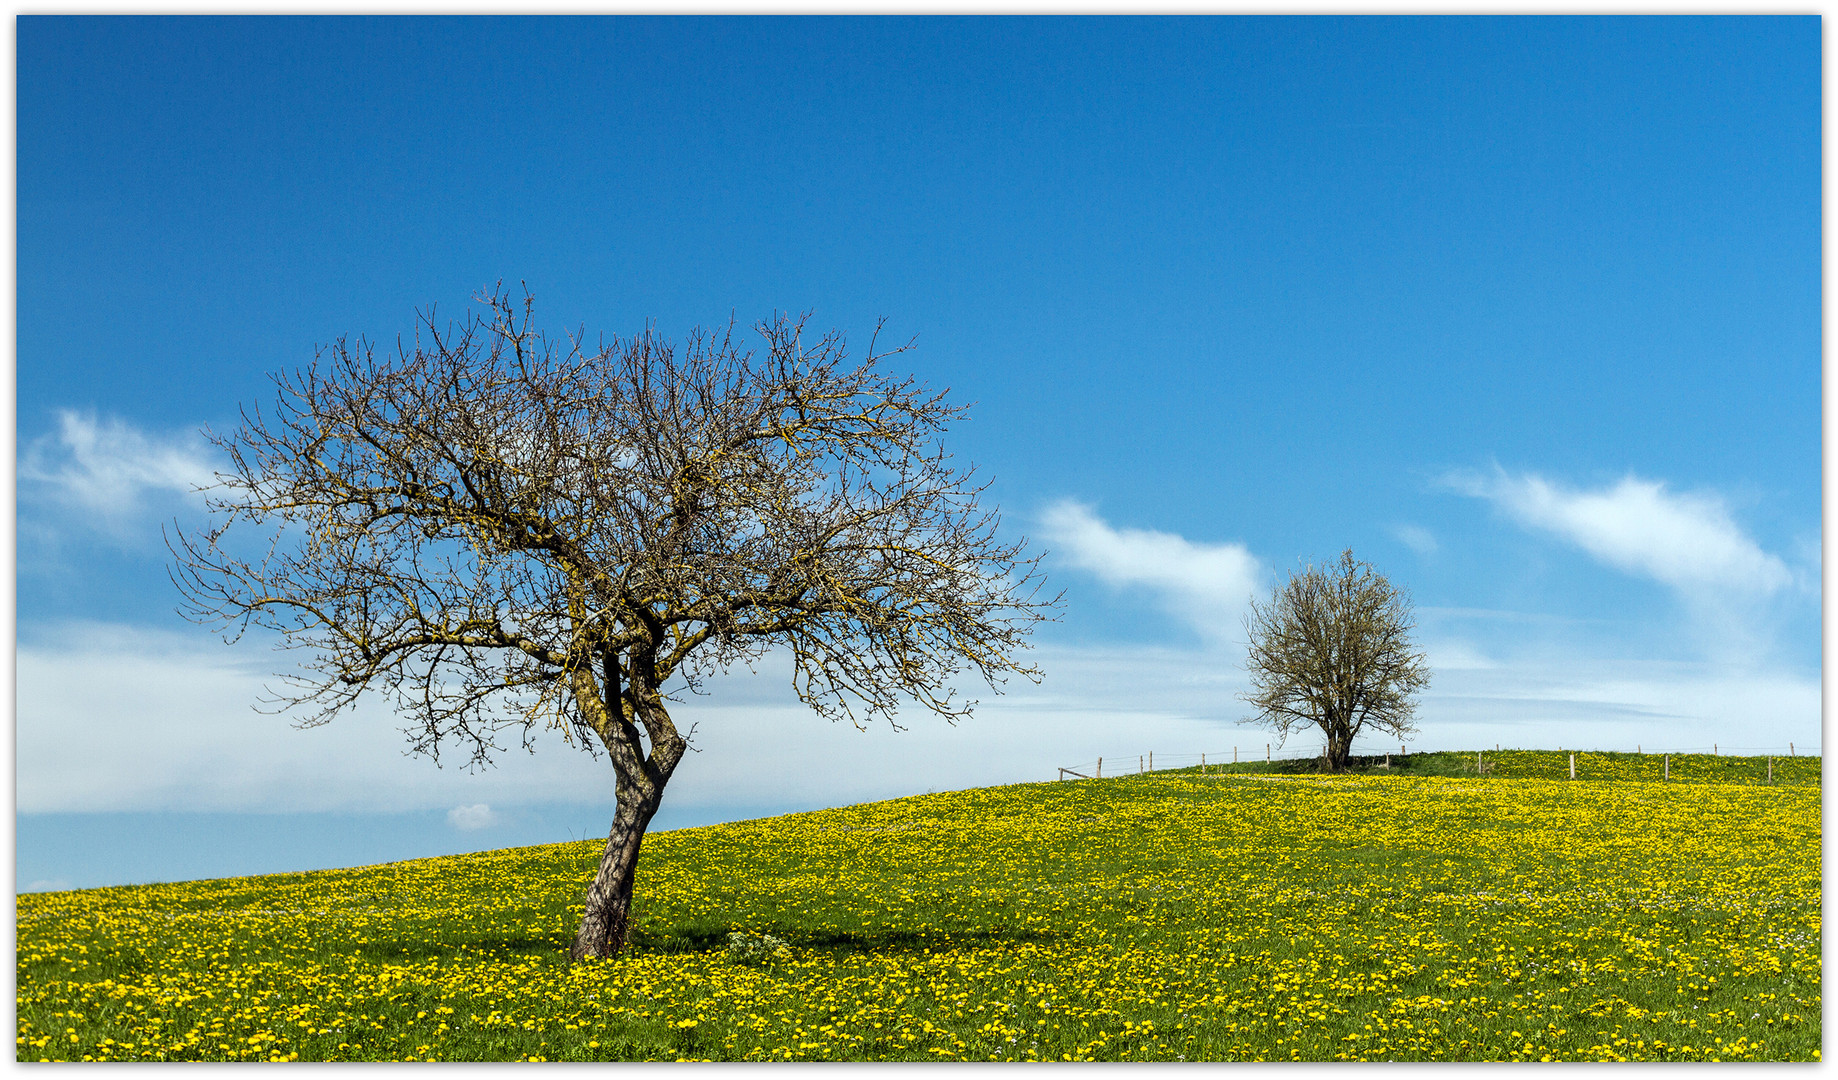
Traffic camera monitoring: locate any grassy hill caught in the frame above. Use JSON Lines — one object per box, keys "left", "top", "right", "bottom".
{"left": 16, "top": 751, "right": 1821, "bottom": 1062}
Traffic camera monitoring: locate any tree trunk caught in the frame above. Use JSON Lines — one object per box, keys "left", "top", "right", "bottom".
{"left": 570, "top": 784, "right": 663, "bottom": 961}
{"left": 1325, "top": 729, "right": 1353, "bottom": 773}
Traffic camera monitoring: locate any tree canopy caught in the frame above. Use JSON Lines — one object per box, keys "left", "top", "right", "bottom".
{"left": 1240, "top": 549, "right": 1429, "bottom": 772}
{"left": 171, "top": 287, "right": 1055, "bottom": 957}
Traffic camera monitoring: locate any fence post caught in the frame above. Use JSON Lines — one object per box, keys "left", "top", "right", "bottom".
{"left": 1768, "top": 756, "right": 1773, "bottom": 783}
{"left": 1201, "top": 752, "right": 1206, "bottom": 775}
{"left": 1714, "top": 744, "right": 1718, "bottom": 755}
{"left": 1139, "top": 754, "right": 1144, "bottom": 774}
{"left": 1790, "top": 742, "right": 1795, "bottom": 757}
{"left": 1266, "top": 743, "right": 1271, "bottom": 762}
{"left": 1569, "top": 752, "right": 1575, "bottom": 780}
{"left": 1235, "top": 746, "right": 1239, "bottom": 764}
{"left": 1476, "top": 751, "right": 1482, "bottom": 775}
{"left": 1664, "top": 754, "right": 1669, "bottom": 781}
{"left": 1097, "top": 757, "right": 1102, "bottom": 779}
{"left": 1149, "top": 751, "right": 1153, "bottom": 772}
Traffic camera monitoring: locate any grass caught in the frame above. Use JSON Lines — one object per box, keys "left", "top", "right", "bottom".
{"left": 15, "top": 751, "right": 1821, "bottom": 1061}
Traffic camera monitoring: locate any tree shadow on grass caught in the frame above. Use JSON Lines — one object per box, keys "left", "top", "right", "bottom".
{"left": 628, "top": 921, "right": 732, "bottom": 955}
{"left": 349, "top": 934, "right": 570, "bottom": 963}
{"left": 354, "top": 922, "right": 1059, "bottom": 963}
{"left": 800, "top": 926, "right": 1058, "bottom": 953}
{"left": 630, "top": 920, "right": 1059, "bottom": 957}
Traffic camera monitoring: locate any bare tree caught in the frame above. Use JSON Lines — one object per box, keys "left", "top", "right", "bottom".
{"left": 1240, "top": 549, "right": 1429, "bottom": 772}
{"left": 170, "top": 286, "right": 1055, "bottom": 959}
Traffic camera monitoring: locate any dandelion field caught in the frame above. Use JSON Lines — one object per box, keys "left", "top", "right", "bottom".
{"left": 16, "top": 751, "right": 1821, "bottom": 1061}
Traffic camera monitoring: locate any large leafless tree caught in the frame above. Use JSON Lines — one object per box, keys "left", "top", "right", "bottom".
{"left": 170, "top": 287, "right": 1054, "bottom": 959}
{"left": 1240, "top": 549, "right": 1429, "bottom": 772}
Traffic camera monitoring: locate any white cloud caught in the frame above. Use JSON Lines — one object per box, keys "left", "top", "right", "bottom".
{"left": 20, "top": 410, "right": 216, "bottom": 525}
{"left": 1037, "top": 500, "right": 1262, "bottom": 641}
{"left": 1420, "top": 638, "right": 1494, "bottom": 671}
{"left": 1443, "top": 467, "right": 1792, "bottom": 596}
{"left": 1391, "top": 523, "right": 1439, "bottom": 556}
{"left": 447, "top": 804, "right": 498, "bottom": 831}
{"left": 21, "top": 880, "right": 73, "bottom": 894}
{"left": 14, "top": 621, "right": 618, "bottom": 814}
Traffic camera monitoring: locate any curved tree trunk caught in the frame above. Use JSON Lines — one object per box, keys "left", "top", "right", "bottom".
{"left": 571, "top": 781, "right": 664, "bottom": 960}
{"left": 569, "top": 651, "right": 687, "bottom": 962}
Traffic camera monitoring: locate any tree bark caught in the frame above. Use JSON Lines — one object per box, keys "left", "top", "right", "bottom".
{"left": 1325, "top": 728, "right": 1353, "bottom": 772}
{"left": 570, "top": 781, "right": 663, "bottom": 961}
{"left": 565, "top": 644, "right": 689, "bottom": 962}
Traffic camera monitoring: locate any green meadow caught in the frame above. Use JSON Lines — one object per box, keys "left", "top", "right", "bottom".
{"left": 16, "top": 751, "right": 1821, "bottom": 1061}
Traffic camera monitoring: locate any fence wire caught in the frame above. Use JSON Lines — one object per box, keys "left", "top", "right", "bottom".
{"left": 1056, "top": 742, "right": 1821, "bottom": 780}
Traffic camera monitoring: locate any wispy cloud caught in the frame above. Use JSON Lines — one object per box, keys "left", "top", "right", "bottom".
{"left": 1442, "top": 467, "right": 1793, "bottom": 596}
{"left": 1037, "top": 501, "right": 1262, "bottom": 641}
{"left": 1442, "top": 466, "right": 1805, "bottom": 665}
{"left": 20, "top": 410, "right": 216, "bottom": 528}
{"left": 1391, "top": 523, "right": 1439, "bottom": 557}
{"left": 447, "top": 804, "right": 498, "bottom": 831}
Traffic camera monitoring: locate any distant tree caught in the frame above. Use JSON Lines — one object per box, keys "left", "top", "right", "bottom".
{"left": 170, "top": 287, "right": 1055, "bottom": 960}
{"left": 1240, "top": 549, "right": 1429, "bottom": 772}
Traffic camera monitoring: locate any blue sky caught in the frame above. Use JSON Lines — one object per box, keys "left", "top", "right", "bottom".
{"left": 15, "top": 16, "right": 1821, "bottom": 890}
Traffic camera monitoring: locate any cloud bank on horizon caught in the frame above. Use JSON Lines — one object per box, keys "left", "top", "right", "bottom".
{"left": 16, "top": 614, "right": 1819, "bottom": 818}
